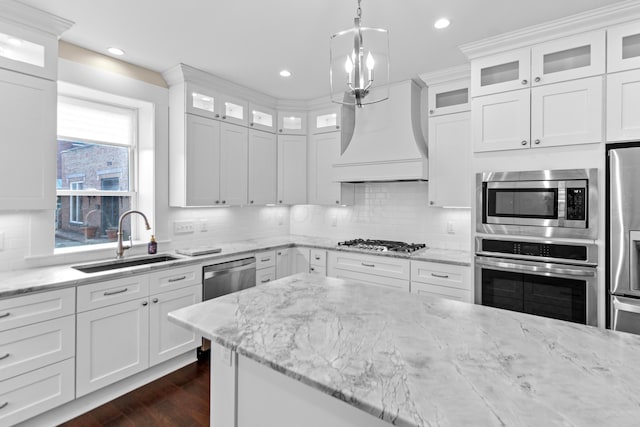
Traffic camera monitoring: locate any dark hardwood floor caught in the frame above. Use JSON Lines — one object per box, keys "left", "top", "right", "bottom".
{"left": 60, "top": 357, "right": 209, "bottom": 427}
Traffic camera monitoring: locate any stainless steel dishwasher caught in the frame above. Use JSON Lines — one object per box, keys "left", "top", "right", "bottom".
{"left": 199, "top": 257, "right": 256, "bottom": 358}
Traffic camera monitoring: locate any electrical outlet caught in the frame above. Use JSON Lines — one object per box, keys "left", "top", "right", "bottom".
{"left": 173, "top": 220, "right": 195, "bottom": 234}
{"left": 446, "top": 221, "right": 455, "bottom": 234}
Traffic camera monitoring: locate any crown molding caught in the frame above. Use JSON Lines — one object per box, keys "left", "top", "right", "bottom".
{"left": 419, "top": 64, "right": 470, "bottom": 87}
{"left": 460, "top": 0, "right": 640, "bottom": 60}
{"left": 0, "top": 0, "right": 73, "bottom": 38}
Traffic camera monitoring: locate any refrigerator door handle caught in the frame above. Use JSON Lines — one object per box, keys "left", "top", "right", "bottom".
{"left": 613, "top": 296, "right": 640, "bottom": 315}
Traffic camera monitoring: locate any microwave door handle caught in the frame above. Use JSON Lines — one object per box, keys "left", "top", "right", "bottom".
{"left": 476, "top": 257, "right": 595, "bottom": 278}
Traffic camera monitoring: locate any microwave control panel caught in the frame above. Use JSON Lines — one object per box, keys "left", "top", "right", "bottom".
{"left": 566, "top": 187, "right": 586, "bottom": 221}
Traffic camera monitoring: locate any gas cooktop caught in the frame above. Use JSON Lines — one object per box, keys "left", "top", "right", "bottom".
{"left": 337, "top": 239, "right": 427, "bottom": 253}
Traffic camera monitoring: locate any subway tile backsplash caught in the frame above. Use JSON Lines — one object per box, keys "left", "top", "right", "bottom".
{"left": 290, "top": 182, "right": 471, "bottom": 250}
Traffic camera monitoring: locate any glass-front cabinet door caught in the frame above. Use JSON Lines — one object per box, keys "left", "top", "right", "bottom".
{"left": 427, "top": 79, "right": 470, "bottom": 116}
{"left": 471, "top": 48, "right": 531, "bottom": 97}
{"left": 186, "top": 83, "right": 220, "bottom": 120}
{"left": 220, "top": 94, "right": 248, "bottom": 126}
{"left": 310, "top": 107, "right": 341, "bottom": 134}
{"left": 530, "top": 30, "right": 605, "bottom": 86}
{"left": 249, "top": 103, "right": 276, "bottom": 133}
{"left": 277, "top": 111, "right": 307, "bottom": 135}
{"left": 0, "top": 20, "right": 57, "bottom": 80}
{"left": 608, "top": 20, "right": 640, "bottom": 73}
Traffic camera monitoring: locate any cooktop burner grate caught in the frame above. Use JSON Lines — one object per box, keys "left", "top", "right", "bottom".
{"left": 337, "top": 239, "right": 426, "bottom": 253}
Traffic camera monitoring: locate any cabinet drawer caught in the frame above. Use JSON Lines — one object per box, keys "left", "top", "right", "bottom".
{"left": 0, "top": 358, "right": 75, "bottom": 426}
{"left": 149, "top": 264, "right": 201, "bottom": 294}
{"left": 0, "top": 315, "right": 75, "bottom": 381}
{"left": 0, "top": 288, "right": 75, "bottom": 332}
{"left": 256, "top": 250, "right": 276, "bottom": 269}
{"left": 410, "top": 261, "right": 470, "bottom": 291}
{"left": 328, "top": 252, "right": 410, "bottom": 280}
{"left": 310, "top": 249, "right": 326, "bottom": 266}
{"left": 332, "top": 269, "right": 409, "bottom": 292}
{"left": 77, "top": 275, "right": 150, "bottom": 312}
{"left": 256, "top": 267, "right": 276, "bottom": 285}
{"left": 309, "top": 265, "right": 326, "bottom": 276}
{"left": 411, "top": 282, "right": 471, "bottom": 303}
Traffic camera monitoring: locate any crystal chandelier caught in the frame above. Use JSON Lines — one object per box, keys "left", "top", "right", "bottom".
{"left": 330, "top": 0, "right": 390, "bottom": 107}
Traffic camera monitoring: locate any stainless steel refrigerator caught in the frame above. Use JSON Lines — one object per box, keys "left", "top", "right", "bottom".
{"left": 609, "top": 145, "right": 640, "bottom": 334}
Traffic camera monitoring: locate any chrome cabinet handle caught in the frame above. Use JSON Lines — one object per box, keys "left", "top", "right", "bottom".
{"left": 361, "top": 262, "right": 375, "bottom": 268}
{"left": 261, "top": 278, "right": 271, "bottom": 283}
{"left": 430, "top": 201, "right": 435, "bottom": 205}
{"left": 335, "top": 200, "right": 340, "bottom": 204}
{"left": 534, "top": 139, "right": 541, "bottom": 145}
{"left": 261, "top": 257, "right": 271, "bottom": 262}
{"left": 521, "top": 79, "right": 528, "bottom": 85}
{"left": 168, "top": 275, "right": 186, "bottom": 283}
{"left": 222, "top": 115, "right": 227, "bottom": 119}
{"left": 429, "top": 109, "right": 434, "bottom": 115}
{"left": 0, "top": 353, "right": 10, "bottom": 360}
{"left": 250, "top": 200, "right": 254, "bottom": 204}
{"left": 250, "top": 123, "right": 254, "bottom": 126}
{"left": 314, "top": 256, "right": 321, "bottom": 260}
{"left": 277, "top": 252, "right": 282, "bottom": 255}
{"left": 215, "top": 200, "right": 220, "bottom": 204}
{"left": 222, "top": 200, "right": 226, "bottom": 204}
{"left": 534, "top": 77, "right": 541, "bottom": 82}
{"left": 215, "top": 114, "right": 220, "bottom": 118}
{"left": 310, "top": 267, "right": 315, "bottom": 272}
{"left": 152, "top": 298, "right": 159, "bottom": 303}
{"left": 0, "top": 402, "right": 7, "bottom": 410}
{"left": 104, "top": 288, "right": 128, "bottom": 296}
{"left": 521, "top": 140, "right": 528, "bottom": 146}
{"left": 279, "top": 200, "right": 283, "bottom": 204}
{"left": 279, "top": 129, "right": 283, "bottom": 133}
{"left": 142, "top": 301, "right": 148, "bottom": 306}
{"left": 431, "top": 273, "right": 449, "bottom": 279}
{"left": 0, "top": 313, "right": 9, "bottom": 319}
{"left": 336, "top": 125, "right": 340, "bottom": 129}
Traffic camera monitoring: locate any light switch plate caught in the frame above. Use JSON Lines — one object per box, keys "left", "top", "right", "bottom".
{"left": 173, "top": 220, "right": 195, "bottom": 234}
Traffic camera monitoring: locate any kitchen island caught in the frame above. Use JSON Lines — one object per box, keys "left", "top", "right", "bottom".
{"left": 169, "top": 273, "right": 640, "bottom": 427}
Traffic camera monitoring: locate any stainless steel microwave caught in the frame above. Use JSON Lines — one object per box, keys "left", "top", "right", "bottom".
{"left": 476, "top": 169, "right": 598, "bottom": 239}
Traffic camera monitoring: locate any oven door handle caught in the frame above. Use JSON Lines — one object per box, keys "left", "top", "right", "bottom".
{"left": 475, "top": 256, "right": 596, "bottom": 277}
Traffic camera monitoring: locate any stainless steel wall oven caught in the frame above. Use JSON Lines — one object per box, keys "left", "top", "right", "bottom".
{"left": 475, "top": 237, "right": 598, "bottom": 326}
{"left": 477, "top": 168, "right": 598, "bottom": 239}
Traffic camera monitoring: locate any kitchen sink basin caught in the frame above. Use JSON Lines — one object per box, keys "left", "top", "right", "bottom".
{"left": 72, "top": 254, "right": 180, "bottom": 274}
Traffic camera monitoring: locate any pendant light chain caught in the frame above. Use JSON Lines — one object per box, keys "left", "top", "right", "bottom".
{"left": 357, "top": 0, "right": 362, "bottom": 19}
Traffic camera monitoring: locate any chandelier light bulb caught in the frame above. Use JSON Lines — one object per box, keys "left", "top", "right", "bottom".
{"left": 366, "top": 52, "right": 375, "bottom": 71}
{"left": 345, "top": 56, "right": 353, "bottom": 74}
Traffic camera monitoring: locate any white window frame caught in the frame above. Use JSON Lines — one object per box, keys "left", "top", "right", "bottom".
{"left": 69, "top": 181, "right": 84, "bottom": 224}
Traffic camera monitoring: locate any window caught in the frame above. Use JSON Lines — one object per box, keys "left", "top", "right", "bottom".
{"left": 55, "top": 96, "right": 137, "bottom": 249}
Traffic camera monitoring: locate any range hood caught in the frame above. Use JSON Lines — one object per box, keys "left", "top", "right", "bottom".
{"left": 333, "top": 80, "right": 428, "bottom": 182}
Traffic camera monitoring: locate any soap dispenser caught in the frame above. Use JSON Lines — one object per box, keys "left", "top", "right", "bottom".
{"left": 148, "top": 235, "right": 157, "bottom": 254}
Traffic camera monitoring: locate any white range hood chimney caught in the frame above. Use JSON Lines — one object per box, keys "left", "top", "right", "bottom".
{"left": 332, "top": 80, "right": 427, "bottom": 182}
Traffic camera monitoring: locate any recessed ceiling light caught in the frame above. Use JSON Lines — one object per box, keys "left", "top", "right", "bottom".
{"left": 279, "top": 70, "right": 292, "bottom": 78}
{"left": 107, "top": 47, "right": 125, "bottom": 56}
{"left": 434, "top": 18, "right": 450, "bottom": 29}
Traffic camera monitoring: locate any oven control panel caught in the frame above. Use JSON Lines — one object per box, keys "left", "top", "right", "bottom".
{"left": 481, "top": 239, "right": 587, "bottom": 261}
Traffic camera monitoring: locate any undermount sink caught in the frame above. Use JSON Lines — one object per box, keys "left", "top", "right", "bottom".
{"left": 72, "top": 254, "right": 180, "bottom": 274}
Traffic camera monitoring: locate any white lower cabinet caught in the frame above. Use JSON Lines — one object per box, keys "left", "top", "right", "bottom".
{"left": 410, "top": 261, "right": 472, "bottom": 303}
{"left": 275, "top": 249, "right": 291, "bottom": 279}
{"left": 257, "top": 267, "right": 276, "bottom": 285}
{"left": 149, "top": 285, "right": 202, "bottom": 366}
{"left": 327, "top": 251, "right": 410, "bottom": 292}
{"left": 76, "top": 297, "right": 150, "bottom": 397}
{"left": 0, "top": 358, "right": 75, "bottom": 426}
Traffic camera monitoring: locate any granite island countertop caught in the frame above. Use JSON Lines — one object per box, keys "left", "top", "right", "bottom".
{"left": 0, "top": 235, "right": 470, "bottom": 298}
{"left": 169, "top": 273, "right": 640, "bottom": 427}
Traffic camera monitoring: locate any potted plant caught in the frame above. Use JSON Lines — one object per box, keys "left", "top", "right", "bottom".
{"left": 106, "top": 227, "right": 118, "bottom": 241}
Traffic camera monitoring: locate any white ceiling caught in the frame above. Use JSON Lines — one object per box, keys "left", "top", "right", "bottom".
{"left": 18, "top": 0, "right": 628, "bottom": 100}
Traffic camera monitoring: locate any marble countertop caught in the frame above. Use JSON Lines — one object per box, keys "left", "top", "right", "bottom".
{"left": 0, "top": 235, "right": 470, "bottom": 299}
{"left": 169, "top": 273, "right": 640, "bottom": 427}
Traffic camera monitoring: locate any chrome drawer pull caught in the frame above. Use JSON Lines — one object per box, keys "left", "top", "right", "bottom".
{"left": 0, "top": 312, "right": 9, "bottom": 319}
{"left": 168, "top": 275, "right": 187, "bottom": 283}
{"left": 431, "top": 273, "right": 449, "bottom": 279}
{"left": 0, "top": 402, "right": 7, "bottom": 410}
{"left": 0, "top": 353, "right": 9, "bottom": 360}
{"left": 261, "top": 278, "right": 271, "bottom": 283}
{"left": 261, "top": 257, "right": 271, "bottom": 262}
{"left": 315, "top": 256, "right": 321, "bottom": 260}
{"left": 361, "top": 262, "right": 375, "bottom": 268}
{"left": 104, "top": 288, "right": 128, "bottom": 296}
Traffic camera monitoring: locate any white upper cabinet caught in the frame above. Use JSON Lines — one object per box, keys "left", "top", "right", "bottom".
{"left": 608, "top": 20, "right": 640, "bottom": 73}
{"left": 277, "top": 111, "right": 307, "bottom": 135}
{"left": 472, "top": 89, "right": 531, "bottom": 152}
{"left": 277, "top": 134, "right": 307, "bottom": 205}
{"left": 607, "top": 69, "right": 640, "bottom": 142}
{"left": 530, "top": 30, "right": 605, "bottom": 86}
{"left": 471, "top": 30, "right": 605, "bottom": 97}
{"left": 220, "top": 94, "right": 249, "bottom": 126}
{"left": 248, "top": 129, "right": 277, "bottom": 205}
{"left": 530, "top": 76, "right": 603, "bottom": 148}
{"left": 427, "top": 79, "right": 470, "bottom": 116}
{"left": 249, "top": 103, "right": 276, "bottom": 133}
{"left": 310, "top": 106, "right": 341, "bottom": 134}
{"left": 182, "top": 114, "right": 221, "bottom": 206}
{"left": 219, "top": 122, "right": 249, "bottom": 206}
{"left": 186, "top": 83, "right": 221, "bottom": 120}
{"left": 471, "top": 48, "right": 531, "bottom": 97}
{"left": 428, "top": 112, "right": 471, "bottom": 207}
{"left": 308, "top": 132, "right": 355, "bottom": 205}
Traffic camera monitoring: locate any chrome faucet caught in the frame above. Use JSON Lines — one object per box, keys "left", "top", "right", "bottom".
{"left": 116, "top": 210, "right": 152, "bottom": 259}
